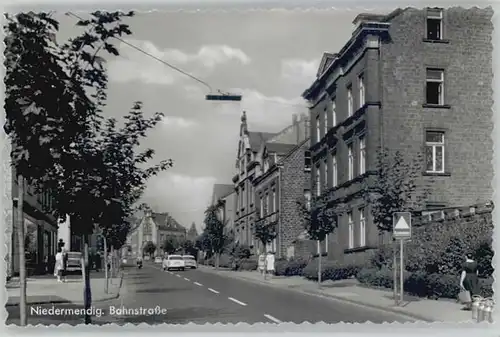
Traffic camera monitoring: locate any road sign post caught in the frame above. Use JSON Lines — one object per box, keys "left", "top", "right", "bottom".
{"left": 392, "top": 212, "right": 412, "bottom": 306}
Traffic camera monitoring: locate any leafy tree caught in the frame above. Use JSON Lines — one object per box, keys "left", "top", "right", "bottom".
{"left": 363, "top": 149, "right": 430, "bottom": 233}
{"left": 143, "top": 241, "right": 157, "bottom": 257}
{"left": 162, "top": 236, "right": 179, "bottom": 254}
{"left": 297, "top": 185, "right": 343, "bottom": 284}
{"left": 203, "top": 201, "right": 230, "bottom": 269}
{"left": 254, "top": 219, "right": 277, "bottom": 254}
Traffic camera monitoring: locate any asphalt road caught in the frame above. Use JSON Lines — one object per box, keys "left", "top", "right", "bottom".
{"left": 5, "top": 263, "right": 413, "bottom": 325}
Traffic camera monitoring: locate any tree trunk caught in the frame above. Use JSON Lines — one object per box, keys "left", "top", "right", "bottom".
{"left": 17, "top": 174, "right": 27, "bottom": 326}
{"left": 317, "top": 240, "right": 322, "bottom": 286}
{"left": 82, "top": 236, "right": 92, "bottom": 324}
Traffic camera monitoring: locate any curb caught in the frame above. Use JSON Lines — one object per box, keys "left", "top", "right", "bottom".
{"left": 6, "top": 273, "right": 125, "bottom": 308}
{"left": 197, "top": 267, "right": 435, "bottom": 322}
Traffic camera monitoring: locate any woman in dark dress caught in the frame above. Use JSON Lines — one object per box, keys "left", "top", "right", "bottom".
{"left": 460, "top": 253, "right": 480, "bottom": 309}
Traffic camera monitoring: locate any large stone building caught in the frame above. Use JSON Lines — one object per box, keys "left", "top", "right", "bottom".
{"left": 302, "top": 7, "right": 493, "bottom": 263}
{"left": 232, "top": 111, "right": 310, "bottom": 257}
{"left": 127, "top": 209, "right": 186, "bottom": 257}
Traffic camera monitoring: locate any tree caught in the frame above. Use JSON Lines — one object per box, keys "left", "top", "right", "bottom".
{"left": 297, "top": 185, "right": 343, "bottom": 284}
{"left": 162, "top": 236, "right": 179, "bottom": 254}
{"left": 254, "top": 219, "right": 277, "bottom": 254}
{"left": 143, "top": 241, "right": 157, "bottom": 257}
{"left": 203, "top": 201, "right": 230, "bottom": 269}
{"left": 362, "top": 148, "right": 430, "bottom": 300}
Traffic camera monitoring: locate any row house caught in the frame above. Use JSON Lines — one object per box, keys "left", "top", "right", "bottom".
{"left": 232, "top": 111, "right": 310, "bottom": 258}
{"left": 210, "top": 183, "right": 236, "bottom": 236}
{"left": 302, "top": 7, "right": 493, "bottom": 263}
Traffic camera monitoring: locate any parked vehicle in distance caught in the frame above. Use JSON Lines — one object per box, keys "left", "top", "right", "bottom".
{"left": 66, "top": 252, "right": 82, "bottom": 272}
{"left": 154, "top": 256, "right": 162, "bottom": 264}
{"left": 162, "top": 255, "right": 185, "bottom": 271}
{"left": 182, "top": 255, "right": 197, "bottom": 269}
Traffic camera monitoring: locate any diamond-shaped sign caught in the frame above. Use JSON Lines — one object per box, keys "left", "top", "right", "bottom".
{"left": 393, "top": 212, "right": 411, "bottom": 239}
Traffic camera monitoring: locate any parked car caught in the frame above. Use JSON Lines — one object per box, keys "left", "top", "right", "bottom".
{"left": 162, "top": 255, "right": 185, "bottom": 271}
{"left": 182, "top": 255, "right": 197, "bottom": 269}
{"left": 66, "top": 252, "right": 82, "bottom": 272}
{"left": 154, "top": 256, "right": 162, "bottom": 264}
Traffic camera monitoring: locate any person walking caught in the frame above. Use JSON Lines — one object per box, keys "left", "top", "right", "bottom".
{"left": 460, "top": 253, "right": 480, "bottom": 310}
{"left": 54, "top": 247, "right": 64, "bottom": 283}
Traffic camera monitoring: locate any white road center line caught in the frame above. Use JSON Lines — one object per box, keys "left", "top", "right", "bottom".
{"left": 184, "top": 277, "right": 190, "bottom": 281}
{"left": 264, "top": 314, "right": 282, "bottom": 324}
{"left": 176, "top": 274, "right": 181, "bottom": 277}
{"left": 208, "top": 288, "right": 219, "bottom": 294}
{"left": 194, "top": 282, "right": 203, "bottom": 286}
{"left": 228, "top": 297, "right": 247, "bottom": 306}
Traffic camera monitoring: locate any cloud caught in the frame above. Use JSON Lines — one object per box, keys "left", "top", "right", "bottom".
{"left": 108, "top": 39, "right": 251, "bottom": 85}
{"left": 141, "top": 172, "right": 217, "bottom": 231}
{"left": 161, "top": 116, "right": 197, "bottom": 128}
{"left": 281, "top": 58, "right": 320, "bottom": 84}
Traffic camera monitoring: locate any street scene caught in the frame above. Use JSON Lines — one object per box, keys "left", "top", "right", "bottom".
{"left": 4, "top": 6, "right": 495, "bottom": 326}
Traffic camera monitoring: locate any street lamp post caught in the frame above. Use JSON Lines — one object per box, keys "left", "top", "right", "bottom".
{"left": 205, "top": 90, "right": 242, "bottom": 102}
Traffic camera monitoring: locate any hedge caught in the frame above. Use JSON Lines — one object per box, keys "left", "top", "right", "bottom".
{"left": 302, "top": 259, "right": 368, "bottom": 282}
{"left": 370, "top": 212, "right": 493, "bottom": 277}
{"left": 275, "top": 257, "right": 309, "bottom": 276}
{"left": 356, "top": 267, "right": 494, "bottom": 300}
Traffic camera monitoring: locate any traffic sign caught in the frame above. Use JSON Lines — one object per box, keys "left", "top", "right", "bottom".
{"left": 393, "top": 212, "right": 411, "bottom": 239}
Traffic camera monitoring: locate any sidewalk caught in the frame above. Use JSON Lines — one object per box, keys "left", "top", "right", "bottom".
{"left": 198, "top": 266, "right": 474, "bottom": 323}
{"left": 5, "top": 271, "right": 123, "bottom": 307}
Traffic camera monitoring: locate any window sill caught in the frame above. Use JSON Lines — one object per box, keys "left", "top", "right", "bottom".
{"left": 422, "top": 38, "right": 450, "bottom": 44}
{"left": 344, "top": 245, "right": 373, "bottom": 254}
{"left": 422, "top": 104, "right": 451, "bottom": 109}
{"left": 422, "top": 171, "right": 451, "bottom": 177}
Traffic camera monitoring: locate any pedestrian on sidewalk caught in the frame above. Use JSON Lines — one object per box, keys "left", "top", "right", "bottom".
{"left": 460, "top": 253, "right": 480, "bottom": 310}
{"left": 54, "top": 247, "right": 66, "bottom": 283}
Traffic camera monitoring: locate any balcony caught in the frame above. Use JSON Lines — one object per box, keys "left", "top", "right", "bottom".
{"left": 255, "top": 211, "right": 279, "bottom": 226}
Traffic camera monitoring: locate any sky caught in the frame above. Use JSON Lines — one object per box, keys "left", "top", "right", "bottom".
{"left": 52, "top": 9, "right": 368, "bottom": 231}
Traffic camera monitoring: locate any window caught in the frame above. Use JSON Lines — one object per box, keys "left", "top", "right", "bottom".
{"left": 304, "top": 151, "right": 312, "bottom": 172}
{"left": 272, "top": 189, "right": 276, "bottom": 213}
{"left": 259, "top": 196, "right": 264, "bottom": 218}
{"left": 426, "top": 8, "right": 443, "bottom": 41}
{"left": 315, "top": 115, "right": 321, "bottom": 143}
{"left": 359, "top": 208, "right": 366, "bottom": 247}
{"left": 348, "top": 212, "right": 354, "bottom": 249}
{"left": 348, "top": 143, "right": 354, "bottom": 180}
{"left": 426, "top": 68, "right": 444, "bottom": 105}
{"left": 250, "top": 185, "right": 254, "bottom": 204}
{"left": 324, "top": 110, "right": 328, "bottom": 135}
{"left": 347, "top": 86, "right": 353, "bottom": 117}
{"left": 358, "top": 74, "right": 365, "bottom": 108}
{"left": 425, "top": 131, "right": 445, "bottom": 173}
{"left": 323, "top": 159, "right": 328, "bottom": 189}
{"left": 332, "top": 153, "right": 338, "bottom": 187}
{"left": 315, "top": 164, "right": 321, "bottom": 196}
{"left": 331, "top": 100, "right": 337, "bottom": 127}
{"left": 359, "top": 136, "right": 366, "bottom": 175}
{"left": 265, "top": 194, "right": 269, "bottom": 216}
{"left": 304, "top": 191, "right": 311, "bottom": 211}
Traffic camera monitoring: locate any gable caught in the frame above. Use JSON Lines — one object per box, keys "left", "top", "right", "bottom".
{"left": 316, "top": 52, "right": 338, "bottom": 78}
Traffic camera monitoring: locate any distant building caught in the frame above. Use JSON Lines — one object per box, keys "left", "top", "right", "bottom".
{"left": 210, "top": 184, "right": 236, "bottom": 237}
{"left": 186, "top": 222, "right": 199, "bottom": 242}
{"left": 127, "top": 209, "right": 186, "bottom": 257}
{"left": 232, "top": 111, "right": 310, "bottom": 257}
{"left": 302, "top": 7, "right": 493, "bottom": 263}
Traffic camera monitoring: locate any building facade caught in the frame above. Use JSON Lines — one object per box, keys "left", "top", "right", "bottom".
{"left": 302, "top": 7, "right": 493, "bottom": 263}
{"left": 210, "top": 184, "right": 236, "bottom": 236}
{"left": 127, "top": 209, "right": 186, "bottom": 257}
{"left": 7, "top": 167, "right": 58, "bottom": 277}
{"left": 232, "top": 111, "right": 310, "bottom": 257}
{"left": 186, "top": 222, "right": 199, "bottom": 242}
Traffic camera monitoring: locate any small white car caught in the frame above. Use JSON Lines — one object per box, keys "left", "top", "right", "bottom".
{"left": 162, "top": 255, "right": 185, "bottom": 271}
{"left": 154, "top": 256, "right": 162, "bottom": 264}
{"left": 182, "top": 255, "right": 197, "bottom": 269}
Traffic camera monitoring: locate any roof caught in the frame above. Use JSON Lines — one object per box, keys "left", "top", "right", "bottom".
{"left": 248, "top": 131, "right": 277, "bottom": 151}
{"left": 151, "top": 212, "right": 185, "bottom": 232}
{"left": 213, "top": 184, "right": 234, "bottom": 199}
{"left": 265, "top": 142, "right": 297, "bottom": 155}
